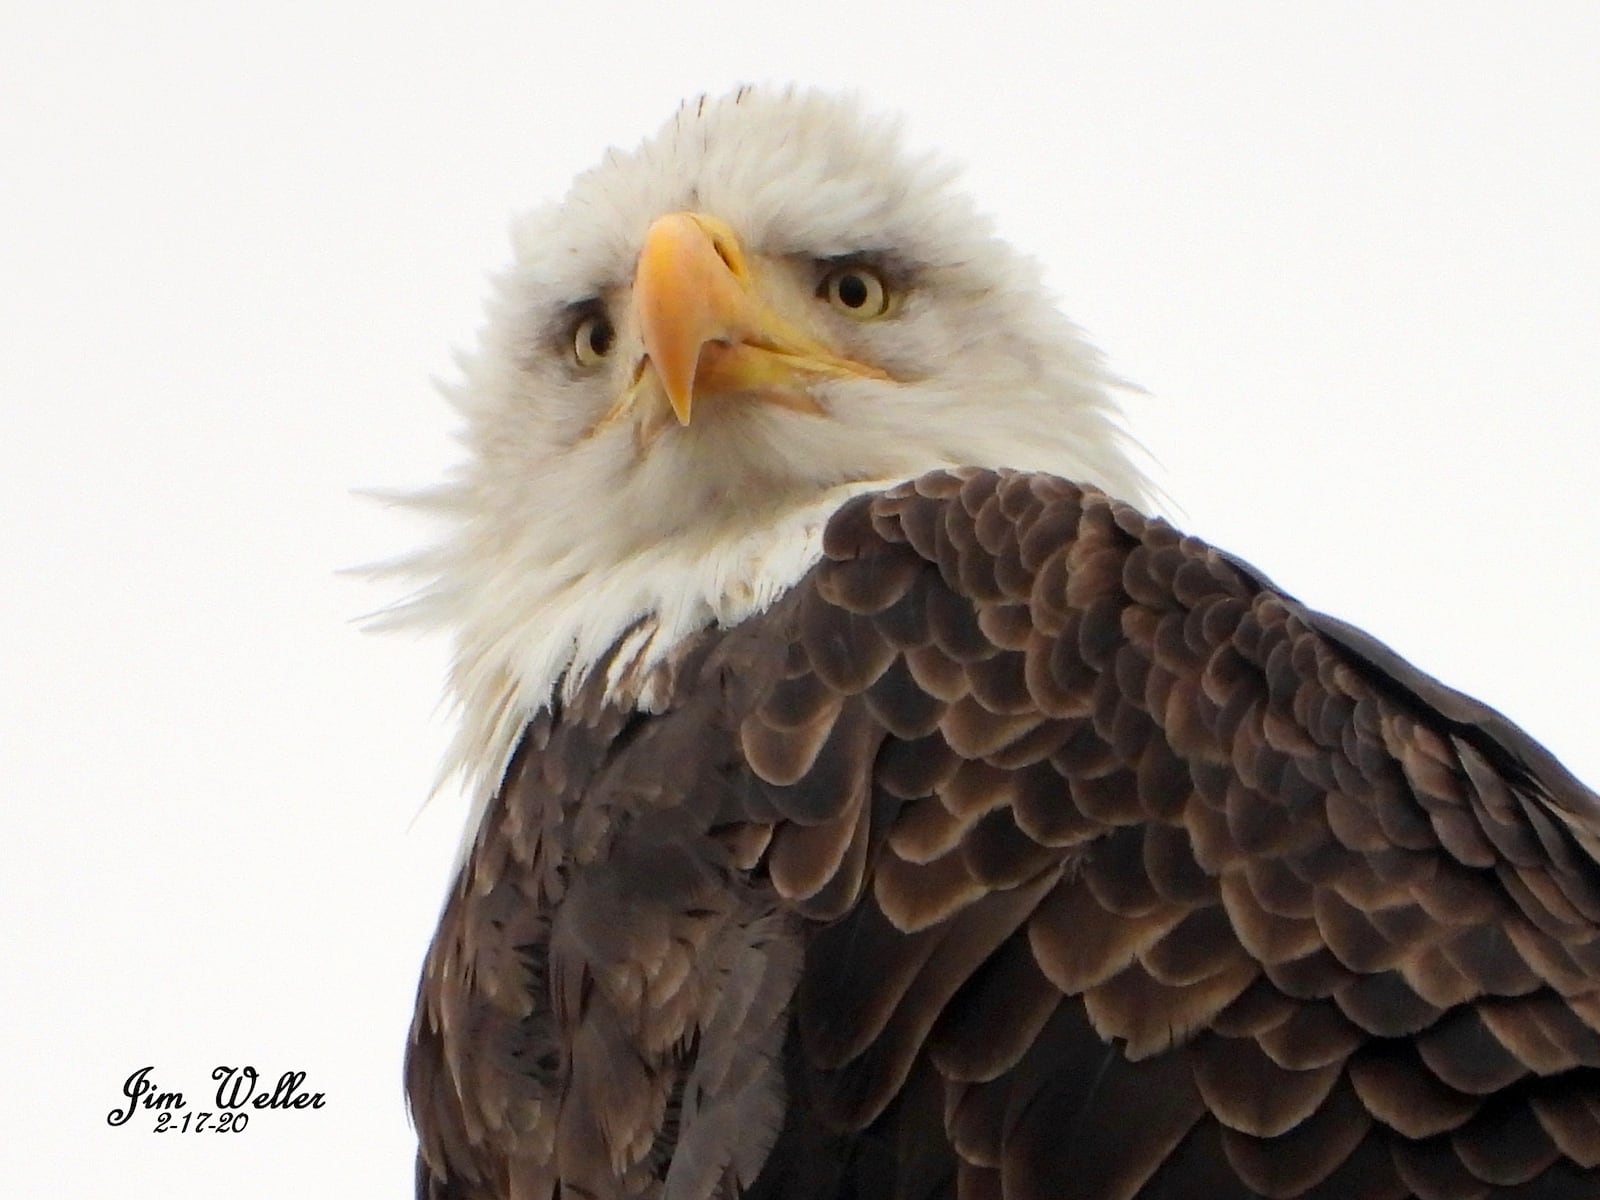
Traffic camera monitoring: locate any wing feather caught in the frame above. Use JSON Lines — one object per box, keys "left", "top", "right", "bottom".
{"left": 409, "top": 469, "right": 1600, "bottom": 1198}
{"left": 735, "top": 470, "right": 1600, "bottom": 1198}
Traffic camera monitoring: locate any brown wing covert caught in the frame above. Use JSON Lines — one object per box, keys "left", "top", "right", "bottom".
{"left": 409, "top": 469, "right": 1600, "bottom": 1200}
{"left": 732, "top": 469, "right": 1600, "bottom": 1200}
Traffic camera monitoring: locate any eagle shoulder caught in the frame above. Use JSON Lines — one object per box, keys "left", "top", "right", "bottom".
{"left": 411, "top": 468, "right": 1600, "bottom": 1199}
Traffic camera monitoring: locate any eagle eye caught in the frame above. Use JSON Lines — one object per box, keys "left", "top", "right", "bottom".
{"left": 572, "top": 311, "right": 616, "bottom": 367}
{"left": 819, "top": 264, "right": 891, "bottom": 320}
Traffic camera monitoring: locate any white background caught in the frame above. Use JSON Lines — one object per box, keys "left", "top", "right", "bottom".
{"left": 3, "top": 3, "right": 1597, "bottom": 1196}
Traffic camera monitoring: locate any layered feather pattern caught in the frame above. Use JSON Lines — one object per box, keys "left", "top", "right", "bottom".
{"left": 409, "top": 469, "right": 1600, "bottom": 1199}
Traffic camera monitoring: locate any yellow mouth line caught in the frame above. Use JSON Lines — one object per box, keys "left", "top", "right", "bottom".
{"left": 695, "top": 340, "right": 885, "bottom": 413}
{"left": 587, "top": 361, "right": 652, "bottom": 437}
{"left": 585, "top": 343, "right": 883, "bottom": 443}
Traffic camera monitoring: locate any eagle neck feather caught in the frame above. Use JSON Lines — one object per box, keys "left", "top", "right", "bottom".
{"left": 443, "top": 480, "right": 885, "bottom": 867}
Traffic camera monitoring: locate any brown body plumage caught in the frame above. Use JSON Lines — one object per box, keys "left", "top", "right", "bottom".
{"left": 409, "top": 470, "right": 1600, "bottom": 1199}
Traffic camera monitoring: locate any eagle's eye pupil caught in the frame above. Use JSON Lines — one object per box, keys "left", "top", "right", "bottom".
{"left": 819, "top": 264, "right": 890, "bottom": 320}
{"left": 573, "top": 312, "right": 615, "bottom": 366}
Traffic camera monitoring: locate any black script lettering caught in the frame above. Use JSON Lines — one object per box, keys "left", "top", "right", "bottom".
{"left": 108, "top": 1067, "right": 186, "bottom": 1126}
{"left": 212, "top": 1065, "right": 260, "bottom": 1110}
{"left": 258, "top": 1070, "right": 326, "bottom": 1110}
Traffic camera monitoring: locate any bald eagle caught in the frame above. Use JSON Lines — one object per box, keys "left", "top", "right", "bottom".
{"left": 390, "top": 87, "right": 1600, "bottom": 1199}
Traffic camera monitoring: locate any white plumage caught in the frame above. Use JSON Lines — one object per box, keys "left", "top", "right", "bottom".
{"left": 381, "top": 86, "right": 1150, "bottom": 831}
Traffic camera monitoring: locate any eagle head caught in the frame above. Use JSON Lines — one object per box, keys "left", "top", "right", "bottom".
{"left": 379, "top": 86, "right": 1151, "bottom": 812}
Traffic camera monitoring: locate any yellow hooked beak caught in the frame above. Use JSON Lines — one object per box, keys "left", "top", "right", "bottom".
{"left": 631, "top": 211, "right": 887, "bottom": 426}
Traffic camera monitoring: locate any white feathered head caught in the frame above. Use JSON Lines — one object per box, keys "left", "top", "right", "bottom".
{"left": 377, "top": 85, "right": 1151, "bottom": 812}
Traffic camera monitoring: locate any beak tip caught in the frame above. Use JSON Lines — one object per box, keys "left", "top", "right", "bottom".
{"left": 665, "top": 381, "right": 694, "bottom": 426}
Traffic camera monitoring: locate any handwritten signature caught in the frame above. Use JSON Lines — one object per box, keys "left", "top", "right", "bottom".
{"left": 107, "top": 1066, "right": 326, "bottom": 1129}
